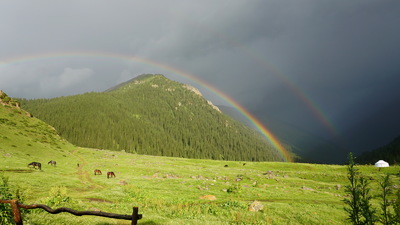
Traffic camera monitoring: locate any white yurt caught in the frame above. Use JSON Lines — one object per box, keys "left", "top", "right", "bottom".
{"left": 374, "top": 160, "right": 389, "bottom": 168}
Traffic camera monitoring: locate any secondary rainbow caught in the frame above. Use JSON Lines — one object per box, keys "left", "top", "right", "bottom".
{"left": 0, "top": 51, "right": 292, "bottom": 162}
{"left": 194, "top": 23, "right": 338, "bottom": 137}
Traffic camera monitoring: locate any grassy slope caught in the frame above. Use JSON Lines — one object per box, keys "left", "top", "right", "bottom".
{"left": 1, "top": 103, "right": 399, "bottom": 224}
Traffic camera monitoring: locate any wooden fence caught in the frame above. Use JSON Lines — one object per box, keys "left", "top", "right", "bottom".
{"left": 0, "top": 199, "right": 142, "bottom": 225}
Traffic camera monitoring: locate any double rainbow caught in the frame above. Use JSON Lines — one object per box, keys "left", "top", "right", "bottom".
{"left": 0, "top": 51, "right": 292, "bottom": 162}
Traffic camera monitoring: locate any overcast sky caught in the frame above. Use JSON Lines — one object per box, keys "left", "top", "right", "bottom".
{"left": 1, "top": 1, "right": 399, "bottom": 144}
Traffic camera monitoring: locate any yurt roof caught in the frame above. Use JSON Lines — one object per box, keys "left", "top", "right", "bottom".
{"left": 374, "top": 160, "right": 389, "bottom": 167}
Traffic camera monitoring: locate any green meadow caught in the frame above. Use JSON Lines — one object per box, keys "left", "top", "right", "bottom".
{"left": 2, "top": 144, "right": 399, "bottom": 224}
{"left": 1, "top": 98, "right": 399, "bottom": 224}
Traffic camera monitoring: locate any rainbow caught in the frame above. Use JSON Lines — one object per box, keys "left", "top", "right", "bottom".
{"left": 237, "top": 48, "right": 338, "bottom": 137}
{"left": 0, "top": 50, "right": 292, "bottom": 162}
{"left": 193, "top": 23, "right": 338, "bottom": 137}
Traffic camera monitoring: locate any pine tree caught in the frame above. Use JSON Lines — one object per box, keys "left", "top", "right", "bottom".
{"left": 379, "top": 174, "right": 395, "bottom": 225}
{"left": 343, "top": 152, "right": 377, "bottom": 225}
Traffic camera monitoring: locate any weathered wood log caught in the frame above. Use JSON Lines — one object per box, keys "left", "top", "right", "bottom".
{"left": 0, "top": 199, "right": 142, "bottom": 225}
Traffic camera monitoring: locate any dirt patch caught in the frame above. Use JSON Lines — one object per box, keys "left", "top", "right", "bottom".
{"left": 85, "top": 198, "right": 114, "bottom": 204}
{"left": 199, "top": 195, "right": 217, "bottom": 200}
{"left": 257, "top": 198, "right": 341, "bottom": 205}
{"left": 0, "top": 169, "right": 34, "bottom": 173}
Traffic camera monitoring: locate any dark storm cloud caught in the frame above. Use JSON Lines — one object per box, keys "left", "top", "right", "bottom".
{"left": 1, "top": 0, "right": 399, "bottom": 147}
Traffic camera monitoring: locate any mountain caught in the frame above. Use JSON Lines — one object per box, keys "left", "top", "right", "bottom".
{"left": 218, "top": 105, "right": 348, "bottom": 164}
{"left": 19, "top": 74, "right": 286, "bottom": 162}
{"left": 356, "top": 135, "right": 400, "bottom": 165}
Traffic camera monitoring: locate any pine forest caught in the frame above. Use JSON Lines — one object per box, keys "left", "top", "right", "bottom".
{"left": 20, "top": 74, "right": 286, "bottom": 162}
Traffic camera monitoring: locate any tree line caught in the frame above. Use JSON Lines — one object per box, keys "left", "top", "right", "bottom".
{"left": 356, "top": 136, "right": 400, "bottom": 165}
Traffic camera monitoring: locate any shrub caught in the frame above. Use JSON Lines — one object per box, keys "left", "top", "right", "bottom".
{"left": 227, "top": 184, "right": 242, "bottom": 194}
{"left": 0, "top": 175, "right": 14, "bottom": 224}
{"left": 0, "top": 175, "right": 27, "bottom": 225}
{"left": 45, "top": 186, "right": 72, "bottom": 207}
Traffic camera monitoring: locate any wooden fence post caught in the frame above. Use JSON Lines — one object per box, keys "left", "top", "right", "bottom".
{"left": 10, "top": 199, "right": 23, "bottom": 225}
{"left": 131, "top": 207, "right": 139, "bottom": 225}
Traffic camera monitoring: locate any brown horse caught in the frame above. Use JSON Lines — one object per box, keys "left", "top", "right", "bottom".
{"left": 107, "top": 172, "right": 116, "bottom": 178}
{"left": 28, "top": 162, "right": 41, "bottom": 170}
{"left": 48, "top": 160, "right": 56, "bottom": 166}
{"left": 94, "top": 169, "right": 102, "bottom": 175}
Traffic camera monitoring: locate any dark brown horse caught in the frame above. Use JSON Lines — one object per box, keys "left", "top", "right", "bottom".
{"left": 107, "top": 172, "right": 116, "bottom": 178}
{"left": 48, "top": 160, "right": 56, "bottom": 166}
{"left": 28, "top": 162, "right": 41, "bottom": 170}
{"left": 94, "top": 169, "right": 102, "bottom": 175}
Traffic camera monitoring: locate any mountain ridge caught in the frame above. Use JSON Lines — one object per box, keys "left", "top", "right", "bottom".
{"left": 19, "top": 74, "right": 287, "bottom": 162}
{"left": 356, "top": 135, "right": 400, "bottom": 165}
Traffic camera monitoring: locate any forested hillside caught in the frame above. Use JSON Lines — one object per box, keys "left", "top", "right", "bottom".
{"left": 356, "top": 135, "right": 400, "bottom": 165}
{"left": 20, "top": 74, "right": 286, "bottom": 161}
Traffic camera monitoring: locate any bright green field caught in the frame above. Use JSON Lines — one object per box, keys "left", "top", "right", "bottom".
{"left": 0, "top": 104, "right": 399, "bottom": 224}
{"left": 1, "top": 145, "right": 399, "bottom": 225}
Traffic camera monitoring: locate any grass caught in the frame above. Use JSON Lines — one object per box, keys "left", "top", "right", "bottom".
{"left": 1, "top": 143, "right": 399, "bottom": 224}
{"left": 0, "top": 105, "right": 399, "bottom": 224}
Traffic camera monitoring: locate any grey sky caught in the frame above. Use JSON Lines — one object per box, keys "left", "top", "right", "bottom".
{"left": 1, "top": 1, "right": 399, "bottom": 152}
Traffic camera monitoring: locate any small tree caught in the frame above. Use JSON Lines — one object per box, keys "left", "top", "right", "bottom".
{"left": 394, "top": 189, "right": 400, "bottom": 224}
{"left": 359, "top": 176, "right": 377, "bottom": 224}
{"left": 344, "top": 152, "right": 362, "bottom": 224}
{"left": 344, "top": 152, "right": 377, "bottom": 225}
{"left": 379, "top": 174, "right": 395, "bottom": 225}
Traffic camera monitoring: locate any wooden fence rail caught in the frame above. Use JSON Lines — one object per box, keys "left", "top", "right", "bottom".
{"left": 0, "top": 199, "right": 142, "bottom": 225}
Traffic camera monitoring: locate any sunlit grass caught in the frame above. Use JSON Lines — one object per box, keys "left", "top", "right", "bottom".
{"left": 1, "top": 124, "right": 399, "bottom": 224}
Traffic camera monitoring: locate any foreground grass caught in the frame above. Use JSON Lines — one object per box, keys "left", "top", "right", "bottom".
{"left": 1, "top": 144, "right": 399, "bottom": 224}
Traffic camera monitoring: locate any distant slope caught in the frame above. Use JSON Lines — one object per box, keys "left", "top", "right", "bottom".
{"left": 356, "top": 135, "right": 400, "bottom": 165}
{"left": 0, "top": 90, "right": 75, "bottom": 164}
{"left": 261, "top": 116, "right": 348, "bottom": 164}
{"left": 217, "top": 105, "right": 348, "bottom": 163}
{"left": 20, "top": 74, "right": 285, "bottom": 162}
{"left": 334, "top": 97, "right": 400, "bottom": 156}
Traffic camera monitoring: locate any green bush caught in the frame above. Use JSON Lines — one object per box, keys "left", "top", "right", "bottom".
{"left": 45, "top": 186, "right": 72, "bottom": 207}
{"left": 0, "top": 175, "right": 14, "bottom": 224}
{"left": 227, "top": 183, "right": 242, "bottom": 194}
{"left": 0, "top": 175, "right": 27, "bottom": 225}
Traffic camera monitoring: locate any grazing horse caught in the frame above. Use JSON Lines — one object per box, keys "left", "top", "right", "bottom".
{"left": 48, "top": 160, "right": 56, "bottom": 166}
{"left": 107, "top": 172, "right": 116, "bottom": 178}
{"left": 94, "top": 169, "right": 102, "bottom": 175}
{"left": 28, "top": 162, "right": 41, "bottom": 170}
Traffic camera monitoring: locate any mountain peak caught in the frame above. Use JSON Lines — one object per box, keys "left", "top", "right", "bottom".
{"left": 104, "top": 74, "right": 166, "bottom": 92}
